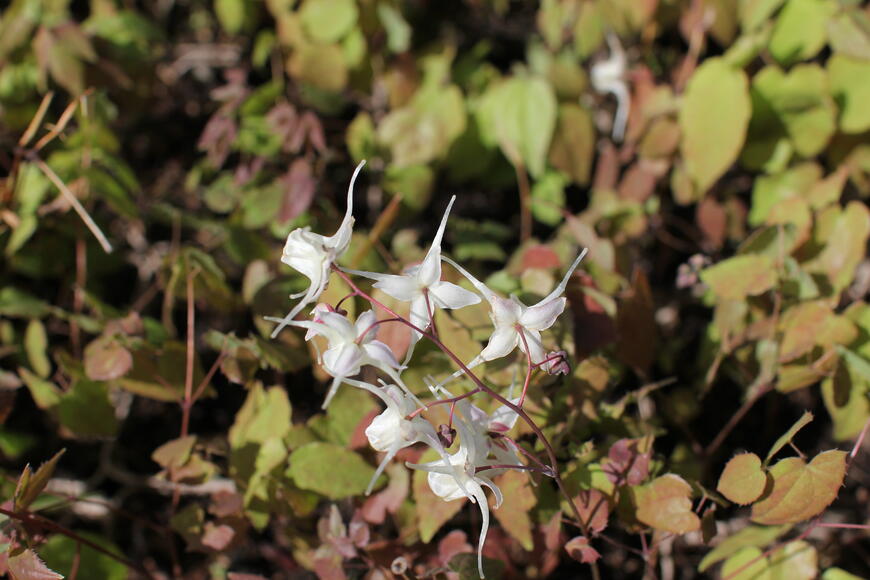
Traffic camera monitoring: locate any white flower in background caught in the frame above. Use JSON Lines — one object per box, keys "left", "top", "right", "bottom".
{"left": 441, "top": 249, "right": 588, "bottom": 372}
{"left": 288, "top": 309, "right": 422, "bottom": 409}
{"left": 343, "top": 378, "right": 451, "bottom": 496}
{"left": 269, "top": 160, "right": 366, "bottom": 339}
{"left": 344, "top": 195, "right": 480, "bottom": 362}
{"left": 591, "top": 34, "right": 629, "bottom": 142}
{"left": 407, "top": 412, "right": 503, "bottom": 578}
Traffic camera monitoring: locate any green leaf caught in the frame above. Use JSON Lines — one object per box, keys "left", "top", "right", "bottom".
{"left": 492, "top": 470, "right": 536, "bottom": 550}
{"left": 531, "top": 171, "right": 566, "bottom": 226}
{"left": 25, "top": 319, "right": 51, "bottom": 378}
{"left": 748, "top": 163, "right": 821, "bottom": 226}
{"left": 722, "top": 546, "right": 771, "bottom": 580}
{"left": 548, "top": 103, "right": 595, "bottom": 185}
{"left": 699, "top": 524, "right": 791, "bottom": 572}
{"left": 477, "top": 75, "right": 557, "bottom": 177}
{"left": 40, "top": 532, "right": 127, "bottom": 580}
{"left": 822, "top": 568, "right": 865, "bottom": 580}
{"left": 700, "top": 254, "right": 777, "bottom": 301}
{"left": 229, "top": 384, "right": 292, "bottom": 447}
{"left": 57, "top": 380, "right": 119, "bottom": 438}
{"left": 768, "top": 0, "right": 835, "bottom": 66}
{"left": 14, "top": 449, "right": 65, "bottom": 511}
{"left": 828, "top": 55, "right": 870, "bottom": 134}
{"left": 751, "top": 450, "right": 847, "bottom": 525}
{"left": 299, "top": 0, "right": 358, "bottom": 44}
{"left": 378, "top": 85, "right": 466, "bottom": 168}
{"left": 287, "top": 442, "right": 376, "bottom": 499}
{"left": 0, "top": 287, "right": 51, "bottom": 318}
{"left": 718, "top": 452, "right": 768, "bottom": 505}
{"left": 766, "top": 411, "right": 813, "bottom": 464}
{"left": 768, "top": 540, "right": 818, "bottom": 580}
{"left": 679, "top": 58, "right": 751, "bottom": 193}
{"left": 377, "top": 3, "right": 411, "bottom": 53}
{"left": 215, "top": 0, "right": 255, "bottom": 35}
{"left": 809, "top": 202, "right": 870, "bottom": 293}
{"left": 827, "top": 10, "right": 870, "bottom": 60}
{"left": 823, "top": 354, "right": 870, "bottom": 441}
{"left": 19, "top": 367, "right": 62, "bottom": 411}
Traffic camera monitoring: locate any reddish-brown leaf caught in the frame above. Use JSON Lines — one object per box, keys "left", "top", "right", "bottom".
{"left": 7, "top": 549, "right": 63, "bottom": 580}
{"left": 202, "top": 522, "right": 235, "bottom": 551}
{"left": 602, "top": 437, "right": 652, "bottom": 486}
{"left": 573, "top": 488, "right": 610, "bottom": 534}
{"left": 84, "top": 336, "right": 133, "bottom": 382}
{"left": 565, "top": 536, "right": 601, "bottom": 564}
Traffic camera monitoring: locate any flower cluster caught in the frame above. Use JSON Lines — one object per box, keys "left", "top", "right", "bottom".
{"left": 271, "top": 163, "right": 587, "bottom": 578}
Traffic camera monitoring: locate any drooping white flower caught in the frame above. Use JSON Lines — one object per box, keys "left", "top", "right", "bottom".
{"left": 344, "top": 195, "right": 480, "bottom": 362}
{"left": 287, "top": 309, "right": 421, "bottom": 409}
{"left": 269, "top": 161, "right": 366, "bottom": 339}
{"left": 591, "top": 34, "right": 629, "bottom": 142}
{"left": 429, "top": 381, "right": 523, "bottom": 472}
{"left": 406, "top": 411, "right": 503, "bottom": 578}
{"left": 343, "top": 378, "right": 449, "bottom": 495}
{"left": 441, "top": 249, "right": 588, "bottom": 371}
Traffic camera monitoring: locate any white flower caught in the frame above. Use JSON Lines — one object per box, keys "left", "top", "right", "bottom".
{"left": 288, "top": 309, "right": 421, "bottom": 409}
{"left": 344, "top": 195, "right": 480, "bottom": 361}
{"left": 591, "top": 34, "right": 629, "bottom": 142}
{"left": 442, "top": 249, "right": 588, "bottom": 371}
{"left": 430, "top": 382, "right": 524, "bottom": 473}
{"left": 343, "top": 378, "right": 448, "bottom": 495}
{"left": 407, "top": 412, "right": 503, "bottom": 578}
{"left": 269, "top": 161, "right": 366, "bottom": 339}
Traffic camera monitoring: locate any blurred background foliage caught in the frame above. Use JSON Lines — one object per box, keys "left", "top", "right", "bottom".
{"left": 0, "top": 0, "right": 869, "bottom": 578}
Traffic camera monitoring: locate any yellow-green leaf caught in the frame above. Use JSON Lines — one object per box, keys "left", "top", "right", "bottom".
{"left": 679, "top": 58, "right": 750, "bottom": 193}
{"left": 634, "top": 474, "right": 700, "bottom": 534}
{"left": 700, "top": 254, "right": 777, "bottom": 301}
{"left": 751, "top": 450, "right": 847, "bottom": 525}
{"left": 717, "top": 452, "right": 767, "bottom": 505}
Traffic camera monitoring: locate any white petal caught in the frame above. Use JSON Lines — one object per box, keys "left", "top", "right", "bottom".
{"left": 354, "top": 310, "right": 378, "bottom": 341}
{"left": 429, "top": 281, "right": 481, "bottom": 310}
{"left": 428, "top": 471, "right": 468, "bottom": 502}
{"left": 365, "top": 410, "right": 402, "bottom": 452}
{"left": 417, "top": 195, "right": 455, "bottom": 287}
{"left": 325, "top": 160, "right": 365, "bottom": 255}
{"left": 518, "top": 297, "right": 566, "bottom": 331}
{"left": 373, "top": 274, "right": 420, "bottom": 302}
{"left": 323, "top": 342, "right": 363, "bottom": 377}
{"left": 363, "top": 340, "right": 399, "bottom": 370}
{"left": 469, "top": 483, "right": 490, "bottom": 579}
{"left": 479, "top": 327, "right": 519, "bottom": 362}
{"left": 365, "top": 443, "right": 401, "bottom": 496}
{"left": 490, "top": 295, "right": 522, "bottom": 327}
{"left": 318, "top": 311, "right": 357, "bottom": 341}
{"left": 489, "top": 399, "right": 521, "bottom": 432}
{"left": 517, "top": 328, "right": 547, "bottom": 366}
{"left": 340, "top": 267, "right": 392, "bottom": 282}
{"left": 441, "top": 256, "right": 497, "bottom": 303}
{"left": 409, "top": 295, "right": 432, "bottom": 333}
{"left": 538, "top": 248, "right": 588, "bottom": 306}
{"left": 321, "top": 376, "right": 344, "bottom": 409}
